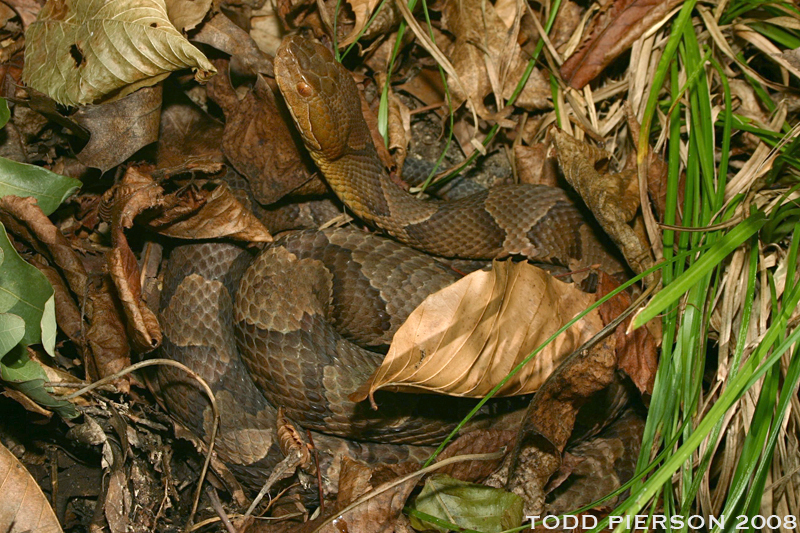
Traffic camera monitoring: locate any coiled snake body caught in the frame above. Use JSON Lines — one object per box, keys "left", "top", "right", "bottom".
{"left": 152, "top": 36, "right": 623, "bottom": 492}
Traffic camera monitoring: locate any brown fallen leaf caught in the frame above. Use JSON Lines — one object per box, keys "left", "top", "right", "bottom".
{"left": 561, "top": 0, "right": 683, "bottom": 89}
{"left": 514, "top": 142, "right": 559, "bottom": 187}
{"left": 440, "top": 0, "right": 550, "bottom": 117}
{"left": 146, "top": 180, "right": 274, "bottom": 242}
{"left": 498, "top": 335, "right": 618, "bottom": 515}
{"left": 352, "top": 260, "right": 603, "bottom": 403}
{"left": 546, "top": 409, "right": 645, "bottom": 515}
{"left": 207, "top": 64, "right": 316, "bottom": 204}
{"left": 85, "top": 278, "right": 132, "bottom": 383}
{"left": 340, "top": 0, "right": 383, "bottom": 47}
{"left": 0, "top": 440, "right": 63, "bottom": 533}
{"left": 164, "top": 0, "right": 213, "bottom": 32}
{"left": 597, "top": 273, "right": 659, "bottom": 394}
{"left": 191, "top": 11, "right": 274, "bottom": 77}
{"left": 297, "top": 457, "right": 421, "bottom": 533}
{"left": 71, "top": 83, "right": 162, "bottom": 173}
{"left": 437, "top": 429, "right": 517, "bottom": 482}
{"left": 552, "top": 128, "right": 654, "bottom": 279}
{"left": 156, "top": 91, "right": 225, "bottom": 175}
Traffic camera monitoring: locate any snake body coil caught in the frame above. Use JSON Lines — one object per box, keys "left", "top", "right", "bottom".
{"left": 153, "top": 36, "right": 624, "bottom": 494}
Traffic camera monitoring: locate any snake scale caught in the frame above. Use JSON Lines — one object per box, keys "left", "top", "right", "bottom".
{"left": 151, "top": 35, "right": 625, "bottom": 495}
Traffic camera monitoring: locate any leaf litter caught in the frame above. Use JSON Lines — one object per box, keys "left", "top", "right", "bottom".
{"left": 0, "top": 0, "right": 797, "bottom": 531}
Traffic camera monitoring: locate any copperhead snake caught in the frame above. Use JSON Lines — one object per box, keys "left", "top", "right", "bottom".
{"left": 151, "top": 35, "right": 625, "bottom": 496}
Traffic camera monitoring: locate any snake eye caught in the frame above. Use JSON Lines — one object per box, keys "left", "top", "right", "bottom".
{"left": 296, "top": 81, "right": 314, "bottom": 97}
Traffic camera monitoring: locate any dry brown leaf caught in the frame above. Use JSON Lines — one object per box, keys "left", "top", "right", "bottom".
{"left": 352, "top": 260, "right": 603, "bottom": 403}
{"left": 108, "top": 242, "right": 161, "bottom": 353}
{"left": 0, "top": 440, "right": 63, "bottom": 533}
{"left": 552, "top": 129, "right": 653, "bottom": 278}
{"left": 441, "top": 0, "right": 550, "bottom": 117}
{"left": 340, "top": 0, "right": 382, "bottom": 46}
{"left": 207, "top": 67, "right": 315, "bottom": 204}
{"left": 71, "top": 85, "right": 162, "bottom": 173}
{"left": 377, "top": 73, "right": 411, "bottom": 170}
{"left": 596, "top": 273, "right": 658, "bottom": 394}
{"left": 191, "top": 11, "right": 274, "bottom": 77}
{"left": 514, "top": 143, "right": 558, "bottom": 187}
{"left": 297, "top": 457, "right": 421, "bottom": 533}
{"left": 500, "top": 335, "right": 618, "bottom": 515}
{"left": 155, "top": 92, "right": 224, "bottom": 175}
{"left": 164, "top": 0, "right": 212, "bottom": 32}
{"left": 437, "top": 429, "right": 517, "bottom": 482}
{"left": 147, "top": 181, "right": 273, "bottom": 242}
{"left": 85, "top": 278, "right": 132, "bottom": 384}
{"left": 561, "top": 0, "right": 683, "bottom": 89}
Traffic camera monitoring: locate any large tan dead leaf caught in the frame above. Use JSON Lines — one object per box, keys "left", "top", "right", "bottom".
{"left": 440, "top": 0, "right": 550, "bottom": 117}
{"left": 353, "top": 260, "right": 602, "bottom": 403}
{"left": 0, "top": 441, "right": 62, "bottom": 533}
{"left": 23, "top": 0, "right": 215, "bottom": 106}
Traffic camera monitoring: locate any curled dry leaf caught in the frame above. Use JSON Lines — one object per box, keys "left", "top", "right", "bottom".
{"left": 108, "top": 241, "right": 162, "bottom": 352}
{"left": 501, "top": 335, "right": 618, "bottom": 515}
{"left": 352, "top": 260, "right": 603, "bottom": 404}
{"left": 23, "top": 0, "right": 216, "bottom": 107}
{"left": 277, "top": 407, "right": 313, "bottom": 472}
{"left": 147, "top": 181, "right": 273, "bottom": 242}
{"left": 551, "top": 129, "right": 654, "bottom": 278}
{"left": 340, "top": 0, "right": 383, "bottom": 47}
{"left": 298, "top": 457, "right": 421, "bottom": 533}
{"left": 514, "top": 142, "right": 558, "bottom": 187}
{"left": 82, "top": 280, "right": 132, "bottom": 385}
{"left": 561, "top": 0, "right": 683, "bottom": 89}
{"left": 72, "top": 85, "right": 163, "bottom": 173}
{"left": 0, "top": 440, "right": 63, "bottom": 533}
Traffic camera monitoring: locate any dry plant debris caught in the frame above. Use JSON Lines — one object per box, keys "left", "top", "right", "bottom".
{"left": 0, "top": 0, "right": 797, "bottom": 531}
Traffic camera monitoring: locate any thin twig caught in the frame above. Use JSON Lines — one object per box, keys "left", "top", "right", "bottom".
{"left": 205, "top": 486, "right": 237, "bottom": 533}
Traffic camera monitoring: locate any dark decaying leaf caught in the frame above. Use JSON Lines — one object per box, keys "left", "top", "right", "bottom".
{"left": 561, "top": 0, "right": 683, "bottom": 89}
{"left": 156, "top": 92, "right": 224, "bottom": 175}
{"left": 297, "top": 457, "right": 421, "bottom": 533}
{"left": 207, "top": 65, "right": 316, "bottom": 204}
{"left": 0, "top": 439, "right": 63, "bottom": 533}
{"left": 408, "top": 474, "right": 524, "bottom": 533}
{"left": 71, "top": 85, "right": 163, "bottom": 173}
{"left": 191, "top": 11, "right": 274, "bottom": 77}
{"left": 497, "top": 334, "right": 618, "bottom": 515}
{"left": 597, "top": 273, "right": 659, "bottom": 394}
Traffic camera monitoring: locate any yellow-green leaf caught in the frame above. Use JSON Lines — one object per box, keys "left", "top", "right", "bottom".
{"left": 23, "top": 0, "right": 216, "bottom": 107}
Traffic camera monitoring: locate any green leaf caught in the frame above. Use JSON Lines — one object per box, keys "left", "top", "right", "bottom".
{"left": 0, "top": 97, "right": 9, "bottom": 129}
{"left": 1, "top": 344, "right": 78, "bottom": 418}
{"left": 408, "top": 474, "right": 523, "bottom": 533}
{"left": 631, "top": 213, "right": 767, "bottom": 329}
{"left": 22, "top": 0, "right": 216, "bottom": 107}
{"left": 0, "top": 158, "right": 81, "bottom": 216}
{"left": 0, "top": 313, "right": 25, "bottom": 358}
{"left": 0, "top": 224, "right": 57, "bottom": 354}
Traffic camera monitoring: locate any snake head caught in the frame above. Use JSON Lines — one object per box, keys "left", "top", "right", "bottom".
{"left": 275, "top": 35, "right": 363, "bottom": 163}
